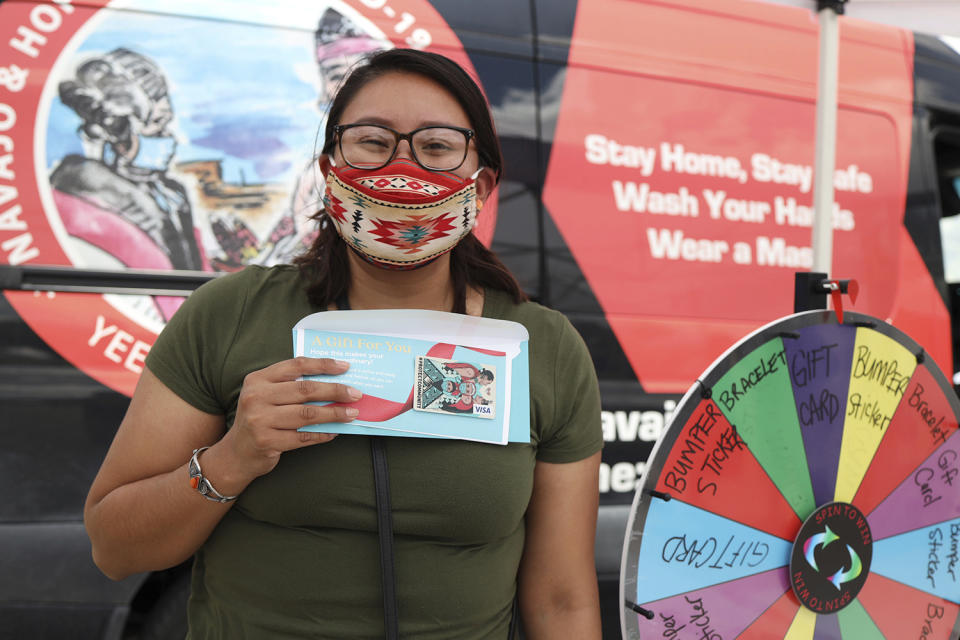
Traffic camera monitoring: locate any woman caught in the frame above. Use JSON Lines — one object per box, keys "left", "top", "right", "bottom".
{"left": 85, "top": 49, "right": 603, "bottom": 639}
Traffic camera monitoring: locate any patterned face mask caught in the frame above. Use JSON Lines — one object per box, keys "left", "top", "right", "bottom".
{"left": 323, "top": 158, "right": 482, "bottom": 270}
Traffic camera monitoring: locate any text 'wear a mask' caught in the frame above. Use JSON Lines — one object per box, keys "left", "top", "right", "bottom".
{"left": 323, "top": 158, "right": 482, "bottom": 270}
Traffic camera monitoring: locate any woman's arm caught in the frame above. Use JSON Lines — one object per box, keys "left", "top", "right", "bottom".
{"left": 518, "top": 451, "right": 603, "bottom": 639}
{"left": 84, "top": 357, "right": 359, "bottom": 580}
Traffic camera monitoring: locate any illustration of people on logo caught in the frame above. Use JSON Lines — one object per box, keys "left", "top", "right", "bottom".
{"left": 46, "top": 3, "right": 392, "bottom": 314}
{"left": 51, "top": 47, "right": 205, "bottom": 275}
{"left": 416, "top": 357, "right": 496, "bottom": 419}
{"left": 288, "top": 7, "right": 390, "bottom": 250}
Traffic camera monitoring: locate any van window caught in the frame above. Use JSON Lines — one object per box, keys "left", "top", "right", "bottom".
{"left": 937, "top": 132, "right": 960, "bottom": 284}
{"left": 941, "top": 182, "right": 960, "bottom": 284}
{"left": 934, "top": 131, "right": 960, "bottom": 384}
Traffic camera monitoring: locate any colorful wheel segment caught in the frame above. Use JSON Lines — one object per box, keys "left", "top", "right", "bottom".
{"left": 620, "top": 310, "right": 960, "bottom": 639}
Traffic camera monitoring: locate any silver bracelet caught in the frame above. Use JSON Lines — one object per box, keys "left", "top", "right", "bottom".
{"left": 188, "top": 446, "right": 238, "bottom": 503}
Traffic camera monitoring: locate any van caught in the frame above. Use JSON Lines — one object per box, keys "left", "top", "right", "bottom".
{"left": 2, "top": 0, "right": 959, "bottom": 637}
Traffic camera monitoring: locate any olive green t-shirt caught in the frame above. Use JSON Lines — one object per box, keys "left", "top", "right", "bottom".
{"left": 145, "top": 265, "right": 602, "bottom": 639}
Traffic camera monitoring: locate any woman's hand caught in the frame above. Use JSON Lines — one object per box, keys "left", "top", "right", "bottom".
{"left": 216, "top": 357, "right": 362, "bottom": 484}
{"left": 84, "top": 357, "right": 361, "bottom": 580}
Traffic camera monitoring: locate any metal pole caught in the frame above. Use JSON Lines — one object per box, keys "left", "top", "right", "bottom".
{"left": 811, "top": 0, "right": 846, "bottom": 276}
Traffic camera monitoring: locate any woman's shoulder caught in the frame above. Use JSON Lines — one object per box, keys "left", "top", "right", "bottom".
{"left": 202, "top": 264, "right": 300, "bottom": 288}
{"left": 484, "top": 287, "right": 594, "bottom": 379}
{"left": 483, "top": 288, "right": 572, "bottom": 336}
{"left": 191, "top": 264, "right": 302, "bottom": 302}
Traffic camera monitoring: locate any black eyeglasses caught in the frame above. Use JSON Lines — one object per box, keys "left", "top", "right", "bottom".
{"left": 333, "top": 123, "right": 475, "bottom": 172}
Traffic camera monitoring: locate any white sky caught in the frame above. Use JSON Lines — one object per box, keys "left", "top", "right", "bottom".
{"left": 756, "top": 0, "right": 960, "bottom": 38}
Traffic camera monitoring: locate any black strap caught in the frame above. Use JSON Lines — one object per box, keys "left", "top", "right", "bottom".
{"left": 371, "top": 436, "right": 399, "bottom": 640}
{"left": 339, "top": 291, "right": 518, "bottom": 639}
{"left": 339, "top": 292, "right": 399, "bottom": 639}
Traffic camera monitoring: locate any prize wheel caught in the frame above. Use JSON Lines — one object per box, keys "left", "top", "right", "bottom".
{"left": 621, "top": 310, "right": 960, "bottom": 639}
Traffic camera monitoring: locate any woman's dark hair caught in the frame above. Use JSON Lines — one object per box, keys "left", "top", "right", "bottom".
{"left": 295, "top": 48, "right": 526, "bottom": 312}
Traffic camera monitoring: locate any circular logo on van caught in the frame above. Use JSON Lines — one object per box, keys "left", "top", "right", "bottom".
{"left": 790, "top": 501, "right": 873, "bottom": 613}
{"left": 0, "top": 0, "right": 488, "bottom": 397}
